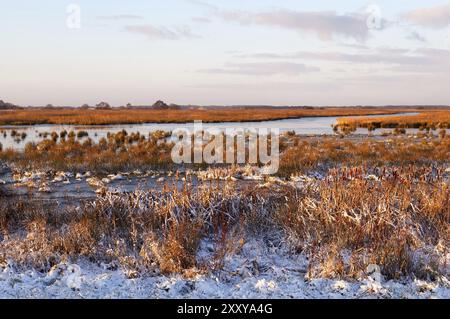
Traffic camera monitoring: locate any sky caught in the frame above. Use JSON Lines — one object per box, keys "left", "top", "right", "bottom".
{"left": 1, "top": 0, "right": 450, "bottom": 106}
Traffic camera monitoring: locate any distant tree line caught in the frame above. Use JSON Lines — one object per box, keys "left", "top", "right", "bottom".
{"left": 0, "top": 99, "right": 181, "bottom": 110}
{"left": 90, "top": 100, "right": 181, "bottom": 110}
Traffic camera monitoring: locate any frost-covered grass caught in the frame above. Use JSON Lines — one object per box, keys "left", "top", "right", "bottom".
{"left": 0, "top": 165, "right": 448, "bottom": 299}
{"left": 0, "top": 239, "right": 448, "bottom": 299}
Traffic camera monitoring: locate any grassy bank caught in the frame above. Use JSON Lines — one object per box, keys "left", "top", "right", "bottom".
{"left": 336, "top": 110, "right": 450, "bottom": 132}
{"left": 0, "top": 108, "right": 407, "bottom": 126}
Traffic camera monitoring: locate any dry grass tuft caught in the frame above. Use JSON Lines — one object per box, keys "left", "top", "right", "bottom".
{"left": 0, "top": 184, "right": 283, "bottom": 275}
{"left": 277, "top": 172, "right": 449, "bottom": 280}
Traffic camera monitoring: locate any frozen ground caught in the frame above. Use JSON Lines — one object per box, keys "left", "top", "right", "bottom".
{"left": 1, "top": 240, "right": 448, "bottom": 299}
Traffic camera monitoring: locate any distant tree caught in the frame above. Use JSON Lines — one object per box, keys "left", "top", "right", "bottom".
{"left": 126, "top": 103, "right": 133, "bottom": 108}
{"left": 80, "top": 104, "right": 90, "bottom": 109}
{"left": 45, "top": 104, "right": 54, "bottom": 109}
{"left": 151, "top": 100, "right": 180, "bottom": 110}
{"left": 152, "top": 100, "right": 169, "bottom": 109}
{"left": 96, "top": 102, "right": 111, "bottom": 109}
{"left": 0, "top": 100, "right": 19, "bottom": 109}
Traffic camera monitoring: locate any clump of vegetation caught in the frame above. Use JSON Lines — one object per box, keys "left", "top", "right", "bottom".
{"left": 151, "top": 130, "right": 172, "bottom": 140}
{"left": 51, "top": 132, "right": 59, "bottom": 142}
{"left": 393, "top": 127, "right": 406, "bottom": 135}
{"left": 76, "top": 130, "right": 89, "bottom": 139}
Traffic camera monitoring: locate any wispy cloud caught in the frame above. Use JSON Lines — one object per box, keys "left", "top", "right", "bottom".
{"left": 98, "top": 14, "right": 144, "bottom": 21}
{"left": 237, "top": 49, "right": 417, "bottom": 65}
{"left": 186, "top": 0, "right": 218, "bottom": 11}
{"left": 236, "top": 48, "right": 450, "bottom": 74}
{"left": 199, "top": 62, "right": 320, "bottom": 76}
{"left": 192, "top": 17, "right": 212, "bottom": 23}
{"left": 392, "top": 48, "right": 450, "bottom": 73}
{"left": 403, "top": 4, "right": 450, "bottom": 28}
{"left": 124, "top": 25, "right": 199, "bottom": 40}
{"left": 406, "top": 31, "right": 427, "bottom": 43}
{"left": 215, "top": 9, "right": 380, "bottom": 42}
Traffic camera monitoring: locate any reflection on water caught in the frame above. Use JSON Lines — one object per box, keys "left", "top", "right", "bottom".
{"left": 0, "top": 112, "right": 421, "bottom": 150}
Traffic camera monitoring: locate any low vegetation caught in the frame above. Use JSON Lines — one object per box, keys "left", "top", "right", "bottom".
{"left": 336, "top": 110, "right": 450, "bottom": 132}
{"left": 279, "top": 170, "right": 449, "bottom": 280}
{"left": 0, "top": 126, "right": 448, "bottom": 283}
{"left": 0, "top": 131, "right": 173, "bottom": 173}
{"left": 279, "top": 135, "right": 450, "bottom": 177}
{"left": 0, "top": 107, "right": 407, "bottom": 125}
{"left": 1, "top": 131, "right": 449, "bottom": 175}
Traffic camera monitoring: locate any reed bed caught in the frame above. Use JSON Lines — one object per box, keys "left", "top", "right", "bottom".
{"left": 0, "top": 108, "right": 405, "bottom": 125}
{"left": 278, "top": 136, "right": 450, "bottom": 177}
{"left": 336, "top": 110, "right": 450, "bottom": 131}
{"left": 0, "top": 131, "right": 174, "bottom": 173}
{"left": 278, "top": 173, "right": 449, "bottom": 280}
{"left": 1, "top": 133, "right": 449, "bottom": 175}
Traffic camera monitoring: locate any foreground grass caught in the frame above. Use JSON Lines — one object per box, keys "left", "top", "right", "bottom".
{"left": 0, "top": 132, "right": 448, "bottom": 281}
{"left": 0, "top": 167, "right": 448, "bottom": 281}
{"left": 0, "top": 107, "right": 407, "bottom": 125}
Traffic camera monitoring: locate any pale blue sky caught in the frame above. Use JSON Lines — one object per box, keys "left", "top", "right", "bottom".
{"left": 1, "top": 0, "right": 450, "bottom": 106}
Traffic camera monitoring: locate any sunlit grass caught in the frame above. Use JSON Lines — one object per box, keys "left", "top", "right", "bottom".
{"left": 0, "top": 107, "right": 407, "bottom": 125}
{"left": 336, "top": 110, "right": 450, "bottom": 131}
